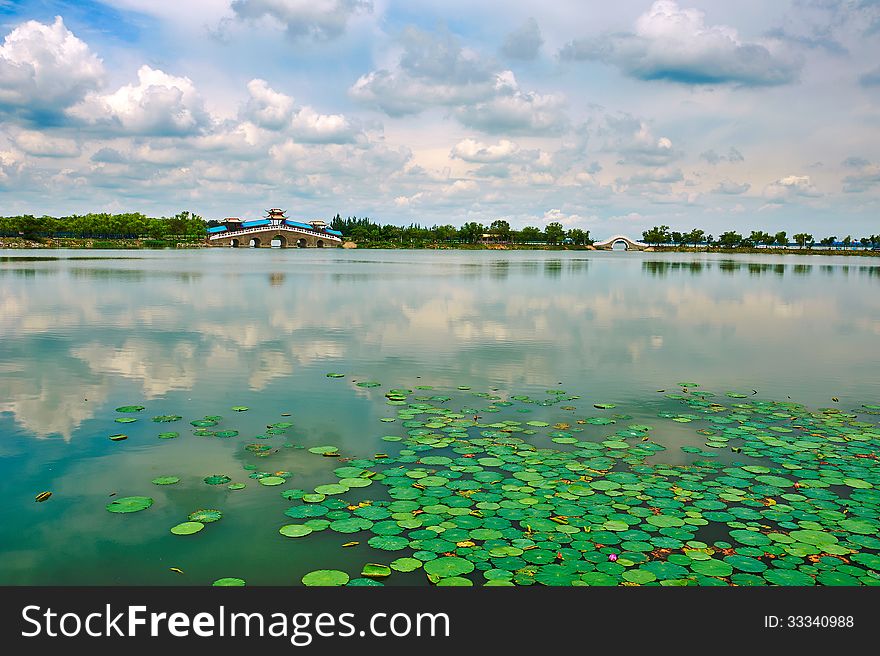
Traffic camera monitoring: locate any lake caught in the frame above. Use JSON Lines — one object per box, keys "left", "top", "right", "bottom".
{"left": 1, "top": 248, "right": 878, "bottom": 586}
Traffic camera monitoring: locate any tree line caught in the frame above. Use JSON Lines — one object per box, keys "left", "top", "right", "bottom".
{"left": 327, "top": 215, "right": 593, "bottom": 246}
{"left": 641, "top": 225, "right": 880, "bottom": 248}
{"left": 0, "top": 212, "right": 207, "bottom": 240}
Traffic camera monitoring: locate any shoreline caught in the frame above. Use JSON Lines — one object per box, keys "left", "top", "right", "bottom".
{"left": 1, "top": 236, "right": 878, "bottom": 257}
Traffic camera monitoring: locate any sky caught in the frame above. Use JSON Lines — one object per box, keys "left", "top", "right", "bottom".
{"left": 1, "top": 0, "right": 879, "bottom": 237}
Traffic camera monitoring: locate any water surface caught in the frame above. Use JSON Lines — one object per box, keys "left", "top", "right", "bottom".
{"left": 1, "top": 249, "right": 878, "bottom": 584}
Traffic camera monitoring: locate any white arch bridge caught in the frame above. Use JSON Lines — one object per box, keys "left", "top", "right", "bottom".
{"left": 592, "top": 235, "right": 649, "bottom": 251}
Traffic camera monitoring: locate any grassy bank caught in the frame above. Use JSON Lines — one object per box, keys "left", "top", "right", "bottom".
{"left": 0, "top": 236, "right": 207, "bottom": 249}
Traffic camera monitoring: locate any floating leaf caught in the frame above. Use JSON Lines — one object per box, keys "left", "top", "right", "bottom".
{"left": 362, "top": 563, "right": 392, "bottom": 578}
{"left": 170, "top": 522, "right": 204, "bottom": 535}
{"left": 188, "top": 509, "right": 222, "bottom": 523}
{"left": 204, "top": 475, "right": 231, "bottom": 485}
{"left": 213, "top": 578, "right": 245, "bottom": 586}
{"left": 279, "top": 524, "right": 313, "bottom": 538}
{"left": 116, "top": 405, "right": 145, "bottom": 413}
{"left": 152, "top": 476, "right": 179, "bottom": 486}
{"left": 302, "top": 570, "right": 349, "bottom": 586}
{"left": 106, "top": 496, "right": 153, "bottom": 513}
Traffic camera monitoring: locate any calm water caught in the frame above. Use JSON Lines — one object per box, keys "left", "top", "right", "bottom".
{"left": 1, "top": 248, "right": 878, "bottom": 585}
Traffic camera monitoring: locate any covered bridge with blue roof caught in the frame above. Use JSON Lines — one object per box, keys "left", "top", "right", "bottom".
{"left": 206, "top": 209, "right": 344, "bottom": 248}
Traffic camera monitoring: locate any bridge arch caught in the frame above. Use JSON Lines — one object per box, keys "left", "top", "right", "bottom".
{"left": 316, "top": 239, "right": 324, "bottom": 248}
{"left": 230, "top": 238, "right": 239, "bottom": 248}
{"left": 296, "top": 238, "right": 307, "bottom": 248}
{"left": 593, "top": 235, "right": 649, "bottom": 251}
{"left": 270, "top": 234, "right": 287, "bottom": 248}
{"left": 249, "top": 236, "right": 262, "bottom": 248}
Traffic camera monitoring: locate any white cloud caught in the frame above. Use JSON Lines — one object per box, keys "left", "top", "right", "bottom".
{"left": 0, "top": 16, "right": 104, "bottom": 118}
{"left": 764, "top": 174, "right": 820, "bottom": 200}
{"left": 451, "top": 138, "right": 519, "bottom": 163}
{"left": 455, "top": 72, "right": 567, "bottom": 135}
{"left": 290, "top": 106, "right": 360, "bottom": 143}
{"left": 540, "top": 208, "right": 593, "bottom": 227}
{"left": 600, "top": 113, "right": 678, "bottom": 166}
{"left": 713, "top": 179, "right": 750, "bottom": 194}
{"left": 350, "top": 27, "right": 566, "bottom": 134}
{"left": 560, "top": 1, "right": 800, "bottom": 86}
{"left": 241, "top": 78, "right": 295, "bottom": 129}
{"left": 12, "top": 130, "right": 80, "bottom": 157}
{"left": 231, "top": 0, "right": 373, "bottom": 40}
{"left": 69, "top": 65, "right": 210, "bottom": 136}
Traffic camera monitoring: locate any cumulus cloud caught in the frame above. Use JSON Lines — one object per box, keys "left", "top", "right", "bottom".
{"left": 350, "top": 27, "right": 566, "bottom": 134}
{"left": 541, "top": 208, "right": 593, "bottom": 227}
{"left": 600, "top": 113, "right": 678, "bottom": 166}
{"left": 0, "top": 16, "right": 104, "bottom": 121}
{"left": 230, "top": 0, "right": 372, "bottom": 40}
{"left": 451, "top": 138, "right": 520, "bottom": 163}
{"left": 68, "top": 65, "right": 210, "bottom": 136}
{"left": 764, "top": 174, "right": 820, "bottom": 200}
{"left": 240, "top": 79, "right": 361, "bottom": 142}
{"left": 560, "top": 1, "right": 800, "bottom": 86}
{"left": 500, "top": 18, "right": 543, "bottom": 60}
{"left": 454, "top": 72, "right": 567, "bottom": 135}
{"left": 241, "top": 78, "right": 295, "bottom": 129}
{"left": 712, "top": 179, "right": 751, "bottom": 194}
{"left": 12, "top": 130, "right": 80, "bottom": 157}
{"left": 349, "top": 27, "right": 499, "bottom": 116}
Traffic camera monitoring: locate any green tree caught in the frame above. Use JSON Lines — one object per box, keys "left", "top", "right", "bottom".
{"left": 489, "top": 219, "right": 511, "bottom": 243}
{"left": 518, "top": 226, "right": 543, "bottom": 243}
{"left": 793, "top": 233, "right": 813, "bottom": 249}
{"left": 642, "top": 225, "right": 671, "bottom": 245}
{"left": 685, "top": 229, "right": 705, "bottom": 247}
{"left": 718, "top": 231, "right": 743, "bottom": 248}
{"left": 774, "top": 231, "right": 788, "bottom": 247}
{"left": 566, "top": 228, "right": 592, "bottom": 245}
{"left": 458, "top": 222, "right": 485, "bottom": 244}
{"left": 544, "top": 222, "right": 565, "bottom": 245}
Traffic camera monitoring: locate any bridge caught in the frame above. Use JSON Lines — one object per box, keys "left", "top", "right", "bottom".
{"left": 206, "top": 209, "right": 343, "bottom": 248}
{"left": 592, "top": 235, "right": 650, "bottom": 251}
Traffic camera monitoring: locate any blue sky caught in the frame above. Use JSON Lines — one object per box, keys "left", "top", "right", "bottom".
{"left": 1, "top": 0, "right": 879, "bottom": 237}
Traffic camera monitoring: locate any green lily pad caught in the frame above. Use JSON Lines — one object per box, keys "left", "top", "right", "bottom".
{"left": 188, "top": 509, "right": 222, "bottom": 523}
{"left": 424, "top": 557, "right": 475, "bottom": 578}
{"left": 204, "top": 475, "right": 231, "bottom": 485}
{"left": 152, "top": 415, "right": 182, "bottom": 423}
{"left": 280, "top": 524, "right": 314, "bottom": 538}
{"left": 259, "top": 476, "right": 286, "bottom": 486}
{"left": 362, "top": 563, "right": 392, "bottom": 578}
{"left": 116, "top": 405, "right": 145, "bottom": 413}
{"left": 213, "top": 578, "right": 246, "bottom": 586}
{"left": 106, "top": 496, "right": 153, "bottom": 513}
{"left": 170, "top": 521, "right": 204, "bottom": 535}
{"left": 151, "top": 476, "right": 179, "bottom": 485}
{"left": 302, "top": 570, "right": 350, "bottom": 586}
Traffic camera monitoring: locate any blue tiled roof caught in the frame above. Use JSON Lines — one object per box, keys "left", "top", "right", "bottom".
{"left": 207, "top": 225, "right": 228, "bottom": 233}
{"left": 241, "top": 219, "right": 271, "bottom": 228}
{"left": 285, "top": 220, "right": 315, "bottom": 230}
{"left": 326, "top": 229, "right": 343, "bottom": 237}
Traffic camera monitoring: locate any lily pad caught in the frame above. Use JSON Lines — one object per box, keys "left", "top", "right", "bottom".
{"left": 302, "top": 570, "right": 350, "bottom": 586}
{"left": 170, "top": 522, "right": 204, "bottom": 535}
{"left": 106, "top": 496, "right": 153, "bottom": 513}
